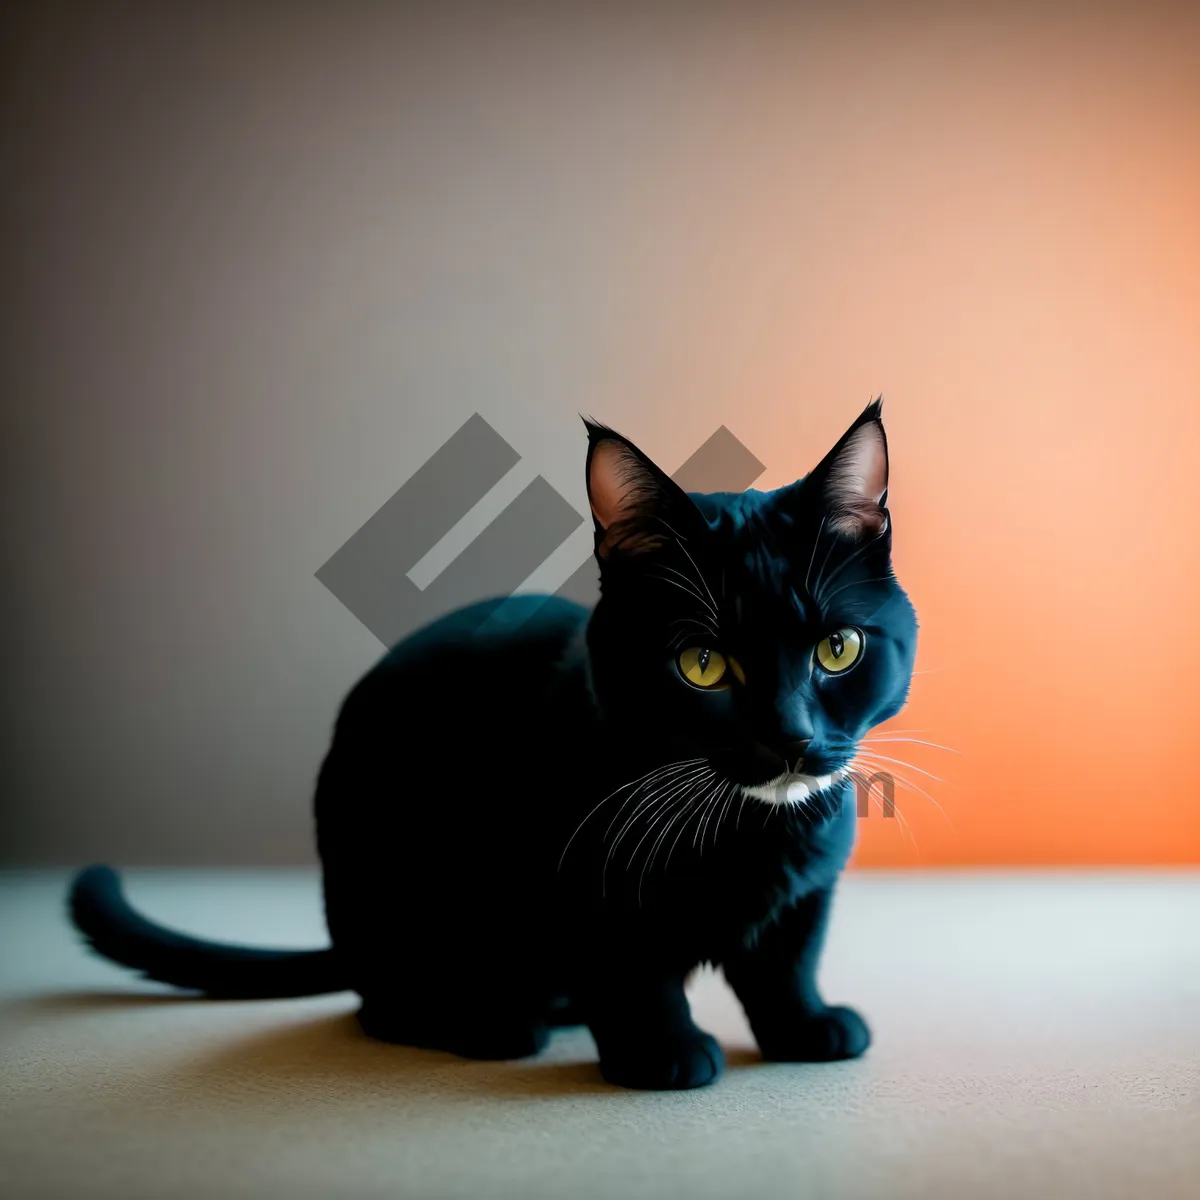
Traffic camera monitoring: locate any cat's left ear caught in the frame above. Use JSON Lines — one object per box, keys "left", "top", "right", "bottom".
{"left": 582, "top": 419, "right": 708, "bottom": 560}
{"left": 810, "top": 398, "right": 890, "bottom": 539}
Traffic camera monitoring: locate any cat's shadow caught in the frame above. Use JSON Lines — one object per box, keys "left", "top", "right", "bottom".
{"left": 12, "top": 990, "right": 767, "bottom": 1109}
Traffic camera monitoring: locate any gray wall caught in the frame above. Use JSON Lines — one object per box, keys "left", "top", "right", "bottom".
{"left": 3, "top": 2, "right": 1197, "bottom": 864}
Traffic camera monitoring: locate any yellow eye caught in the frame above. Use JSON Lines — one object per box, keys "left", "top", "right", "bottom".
{"left": 729, "top": 656, "right": 746, "bottom": 686}
{"left": 678, "top": 646, "right": 728, "bottom": 689}
{"left": 815, "top": 627, "right": 864, "bottom": 674}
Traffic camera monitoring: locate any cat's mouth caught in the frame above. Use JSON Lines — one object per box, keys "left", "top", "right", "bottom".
{"left": 737, "top": 768, "right": 850, "bottom": 807}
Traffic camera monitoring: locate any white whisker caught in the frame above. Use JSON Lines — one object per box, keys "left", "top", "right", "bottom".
{"left": 803, "top": 515, "right": 827, "bottom": 599}
{"left": 809, "top": 533, "right": 839, "bottom": 602}
{"left": 817, "top": 573, "right": 895, "bottom": 607}
{"left": 637, "top": 774, "right": 721, "bottom": 904}
{"left": 674, "top": 536, "right": 720, "bottom": 616}
{"left": 602, "top": 759, "right": 704, "bottom": 842}
{"left": 644, "top": 786, "right": 706, "bottom": 877}
{"left": 851, "top": 753, "right": 953, "bottom": 827}
{"left": 849, "top": 749, "right": 944, "bottom": 783}
{"left": 861, "top": 736, "right": 961, "bottom": 754}
{"left": 696, "top": 779, "right": 732, "bottom": 855}
{"left": 627, "top": 770, "right": 714, "bottom": 876}
{"left": 815, "top": 528, "right": 888, "bottom": 604}
{"left": 649, "top": 569, "right": 718, "bottom": 620}
{"left": 849, "top": 766, "right": 920, "bottom": 848}
{"left": 606, "top": 766, "right": 709, "bottom": 860}
{"left": 557, "top": 757, "right": 702, "bottom": 872}
{"left": 662, "top": 792, "right": 712, "bottom": 874}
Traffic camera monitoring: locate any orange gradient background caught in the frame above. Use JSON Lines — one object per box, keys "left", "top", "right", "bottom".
{"left": 584, "top": 8, "right": 1200, "bottom": 866}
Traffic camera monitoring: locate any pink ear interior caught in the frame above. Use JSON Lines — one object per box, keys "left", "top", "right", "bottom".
{"left": 825, "top": 420, "right": 889, "bottom": 537}
{"left": 587, "top": 438, "right": 671, "bottom": 558}
{"left": 587, "top": 439, "right": 635, "bottom": 531}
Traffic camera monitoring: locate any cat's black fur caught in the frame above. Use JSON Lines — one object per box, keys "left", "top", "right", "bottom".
{"left": 69, "top": 400, "right": 918, "bottom": 1090}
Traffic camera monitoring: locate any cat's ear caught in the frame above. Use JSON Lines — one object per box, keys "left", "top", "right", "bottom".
{"left": 811, "top": 398, "right": 890, "bottom": 539}
{"left": 582, "top": 418, "right": 707, "bottom": 560}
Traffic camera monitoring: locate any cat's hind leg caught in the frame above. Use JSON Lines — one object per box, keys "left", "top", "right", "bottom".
{"left": 357, "top": 988, "right": 550, "bottom": 1060}
{"left": 353, "top": 935, "right": 553, "bottom": 1061}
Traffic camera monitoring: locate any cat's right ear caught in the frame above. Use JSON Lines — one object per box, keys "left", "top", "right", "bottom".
{"left": 808, "top": 398, "right": 890, "bottom": 540}
{"left": 582, "top": 419, "right": 706, "bottom": 560}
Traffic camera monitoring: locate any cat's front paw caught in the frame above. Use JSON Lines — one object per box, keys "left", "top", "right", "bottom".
{"left": 757, "top": 1004, "right": 871, "bottom": 1063}
{"left": 598, "top": 1027, "right": 724, "bottom": 1090}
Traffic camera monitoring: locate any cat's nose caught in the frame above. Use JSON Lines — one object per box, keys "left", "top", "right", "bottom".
{"left": 772, "top": 738, "right": 812, "bottom": 773}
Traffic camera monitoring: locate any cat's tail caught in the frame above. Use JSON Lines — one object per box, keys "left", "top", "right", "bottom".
{"left": 67, "top": 864, "right": 350, "bottom": 999}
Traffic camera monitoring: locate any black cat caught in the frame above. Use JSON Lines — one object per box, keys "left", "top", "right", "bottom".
{"left": 69, "top": 399, "right": 918, "bottom": 1090}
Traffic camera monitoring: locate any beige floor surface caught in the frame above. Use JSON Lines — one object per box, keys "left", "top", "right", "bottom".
{"left": 1, "top": 869, "right": 1197, "bottom": 1200}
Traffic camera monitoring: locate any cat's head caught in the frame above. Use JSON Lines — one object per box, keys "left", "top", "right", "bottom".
{"left": 583, "top": 400, "right": 918, "bottom": 813}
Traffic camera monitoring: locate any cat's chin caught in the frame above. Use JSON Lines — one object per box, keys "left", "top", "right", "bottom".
{"left": 737, "top": 768, "right": 849, "bottom": 807}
